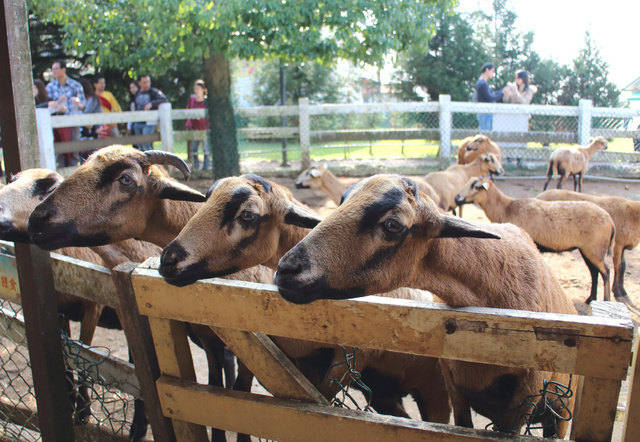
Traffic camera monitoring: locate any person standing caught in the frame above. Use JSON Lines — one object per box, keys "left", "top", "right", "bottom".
{"left": 503, "top": 70, "right": 537, "bottom": 104}
{"left": 46, "top": 60, "right": 86, "bottom": 167}
{"left": 185, "top": 79, "right": 210, "bottom": 170}
{"left": 131, "top": 75, "right": 168, "bottom": 151}
{"left": 92, "top": 74, "right": 122, "bottom": 136}
{"left": 473, "top": 62, "right": 505, "bottom": 131}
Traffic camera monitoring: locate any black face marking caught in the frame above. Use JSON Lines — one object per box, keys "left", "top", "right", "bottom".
{"left": 361, "top": 240, "right": 406, "bottom": 272}
{"left": 276, "top": 274, "right": 365, "bottom": 305}
{"left": 340, "top": 183, "right": 358, "bottom": 206}
{"left": 244, "top": 174, "right": 272, "bottom": 193}
{"left": 31, "top": 177, "right": 59, "bottom": 198}
{"left": 206, "top": 180, "right": 223, "bottom": 201}
{"left": 220, "top": 188, "right": 252, "bottom": 228}
{"left": 359, "top": 188, "right": 404, "bottom": 233}
{"left": 97, "top": 160, "right": 137, "bottom": 189}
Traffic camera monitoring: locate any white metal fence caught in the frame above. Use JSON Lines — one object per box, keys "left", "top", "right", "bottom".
{"left": 33, "top": 96, "right": 640, "bottom": 174}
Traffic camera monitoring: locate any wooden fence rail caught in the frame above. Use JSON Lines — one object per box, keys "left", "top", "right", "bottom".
{"left": 123, "top": 259, "right": 636, "bottom": 442}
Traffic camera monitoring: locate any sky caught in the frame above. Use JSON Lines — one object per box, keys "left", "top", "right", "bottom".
{"left": 456, "top": 0, "right": 640, "bottom": 90}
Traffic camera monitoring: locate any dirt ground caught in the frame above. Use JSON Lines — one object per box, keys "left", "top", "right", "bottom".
{"left": 88, "top": 173, "right": 640, "bottom": 440}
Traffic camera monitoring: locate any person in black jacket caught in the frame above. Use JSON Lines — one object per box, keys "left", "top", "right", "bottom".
{"left": 473, "top": 63, "right": 506, "bottom": 131}
{"left": 131, "top": 75, "right": 168, "bottom": 151}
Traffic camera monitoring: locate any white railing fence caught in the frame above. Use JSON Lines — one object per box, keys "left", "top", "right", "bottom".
{"left": 34, "top": 96, "right": 640, "bottom": 173}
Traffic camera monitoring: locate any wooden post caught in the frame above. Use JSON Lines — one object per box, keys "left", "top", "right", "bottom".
{"left": 299, "top": 97, "right": 310, "bottom": 171}
{"left": 438, "top": 94, "right": 452, "bottom": 170}
{"left": 578, "top": 99, "right": 592, "bottom": 146}
{"left": 622, "top": 327, "right": 640, "bottom": 441}
{"left": 110, "top": 263, "right": 176, "bottom": 442}
{"left": 35, "top": 108, "right": 56, "bottom": 170}
{"left": 0, "top": 0, "right": 76, "bottom": 440}
{"left": 159, "top": 102, "right": 174, "bottom": 153}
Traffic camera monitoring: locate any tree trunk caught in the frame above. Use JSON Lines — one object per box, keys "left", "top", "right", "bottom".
{"left": 204, "top": 53, "right": 239, "bottom": 179}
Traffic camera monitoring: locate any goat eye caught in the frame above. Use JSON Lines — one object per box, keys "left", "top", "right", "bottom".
{"left": 118, "top": 174, "right": 134, "bottom": 186}
{"left": 383, "top": 219, "right": 403, "bottom": 233}
{"left": 239, "top": 211, "right": 258, "bottom": 222}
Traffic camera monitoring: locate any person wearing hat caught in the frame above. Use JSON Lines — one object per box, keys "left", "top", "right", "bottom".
{"left": 473, "top": 62, "right": 506, "bottom": 130}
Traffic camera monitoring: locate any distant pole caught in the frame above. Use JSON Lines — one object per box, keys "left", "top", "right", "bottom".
{"left": 280, "top": 64, "right": 289, "bottom": 167}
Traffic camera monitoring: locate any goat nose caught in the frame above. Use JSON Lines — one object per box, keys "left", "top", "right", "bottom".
{"left": 159, "top": 241, "right": 188, "bottom": 276}
{"left": 26, "top": 207, "right": 51, "bottom": 231}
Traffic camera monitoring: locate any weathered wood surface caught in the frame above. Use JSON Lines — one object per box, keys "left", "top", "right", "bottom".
{"left": 156, "top": 376, "right": 549, "bottom": 442}
{"left": 210, "top": 326, "right": 329, "bottom": 404}
{"left": 132, "top": 271, "right": 634, "bottom": 381}
{"left": 147, "top": 316, "right": 208, "bottom": 440}
{"left": 50, "top": 252, "right": 117, "bottom": 307}
{"left": 622, "top": 328, "right": 640, "bottom": 442}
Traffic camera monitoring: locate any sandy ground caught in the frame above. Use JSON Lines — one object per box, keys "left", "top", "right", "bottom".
{"left": 85, "top": 174, "right": 640, "bottom": 440}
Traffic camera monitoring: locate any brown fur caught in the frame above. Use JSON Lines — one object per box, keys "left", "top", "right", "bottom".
{"left": 543, "top": 136, "right": 608, "bottom": 192}
{"left": 161, "top": 175, "right": 450, "bottom": 423}
{"left": 23, "top": 148, "right": 273, "bottom": 442}
{"left": 456, "top": 134, "right": 502, "bottom": 165}
{"left": 274, "top": 174, "right": 577, "bottom": 437}
{"left": 295, "top": 164, "right": 441, "bottom": 207}
{"left": 425, "top": 153, "right": 504, "bottom": 214}
{"left": 456, "top": 178, "right": 615, "bottom": 303}
{"left": 537, "top": 189, "right": 640, "bottom": 298}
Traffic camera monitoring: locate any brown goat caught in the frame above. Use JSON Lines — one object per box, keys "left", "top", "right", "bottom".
{"left": 159, "top": 174, "right": 451, "bottom": 423}
{"left": 295, "top": 164, "right": 441, "bottom": 207}
{"left": 537, "top": 189, "right": 640, "bottom": 299}
{"left": 455, "top": 177, "right": 615, "bottom": 303}
{"left": 0, "top": 168, "right": 161, "bottom": 436}
{"left": 424, "top": 152, "right": 504, "bottom": 215}
{"left": 274, "top": 174, "right": 577, "bottom": 437}
{"left": 456, "top": 134, "right": 502, "bottom": 165}
{"left": 25, "top": 147, "right": 272, "bottom": 442}
{"left": 542, "top": 136, "right": 608, "bottom": 192}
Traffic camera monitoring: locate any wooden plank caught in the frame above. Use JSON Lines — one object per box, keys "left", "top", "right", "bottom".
{"left": 50, "top": 252, "right": 117, "bottom": 307}
{"left": 210, "top": 326, "right": 329, "bottom": 404}
{"left": 571, "top": 376, "right": 621, "bottom": 441}
{"left": 570, "top": 301, "right": 629, "bottom": 441}
{"left": 110, "top": 263, "right": 176, "bottom": 442}
{"left": 50, "top": 110, "right": 160, "bottom": 128}
{"left": 54, "top": 134, "right": 160, "bottom": 154}
{"left": 155, "top": 376, "right": 547, "bottom": 442}
{"left": 1, "top": 0, "right": 76, "bottom": 438}
{"left": 147, "top": 316, "right": 208, "bottom": 441}
{"left": 132, "top": 272, "right": 634, "bottom": 380}
{"left": 622, "top": 328, "right": 640, "bottom": 442}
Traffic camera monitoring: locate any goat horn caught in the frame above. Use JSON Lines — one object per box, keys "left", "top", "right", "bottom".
{"left": 144, "top": 151, "right": 191, "bottom": 180}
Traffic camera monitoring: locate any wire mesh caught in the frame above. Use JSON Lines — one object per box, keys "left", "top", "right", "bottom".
{"left": 0, "top": 295, "right": 139, "bottom": 442}
{"left": 0, "top": 298, "right": 40, "bottom": 441}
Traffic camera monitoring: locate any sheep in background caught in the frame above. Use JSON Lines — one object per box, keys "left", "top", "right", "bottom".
{"left": 424, "top": 152, "right": 504, "bottom": 215}
{"left": 274, "top": 174, "right": 577, "bottom": 437}
{"left": 542, "top": 136, "right": 608, "bottom": 192}
{"left": 537, "top": 189, "right": 640, "bottom": 300}
{"left": 456, "top": 177, "right": 615, "bottom": 303}
{"left": 295, "top": 164, "right": 441, "bottom": 207}
{"left": 456, "top": 134, "right": 502, "bottom": 165}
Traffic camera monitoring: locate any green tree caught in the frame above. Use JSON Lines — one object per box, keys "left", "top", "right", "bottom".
{"left": 30, "top": 0, "right": 455, "bottom": 178}
{"left": 252, "top": 62, "right": 346, "bottom": 106}
{"left": 557, "top": 31, "right": 620, "bottom": 108}
{"left": 395, "top": 11, "right": 488, "bottom": 102}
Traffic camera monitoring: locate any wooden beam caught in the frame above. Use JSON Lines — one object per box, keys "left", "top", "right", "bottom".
{"left": 155, "top": 376, "right": 545, "bottom": 442}
{"left": 132, "top": 272, "right": 634, "bottom": 380}
{"left": 622, "top": 327, "right": 640, "bottom": 442}
{"left": 0, "top": 0, "right": 75, "bottom": 439}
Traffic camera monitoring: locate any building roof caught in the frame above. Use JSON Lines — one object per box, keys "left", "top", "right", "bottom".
{"left": 623, "top": 76, "right": 640, "bottom": 93}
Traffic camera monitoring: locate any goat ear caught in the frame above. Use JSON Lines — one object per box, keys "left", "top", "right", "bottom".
{"left": 482, "top": 182, "right": 490, "bottom": 191}
{"left": 158, "top": 178, "right": 206, "bottom": 202}
{"left": 310, "top": 168, "right": 322, "bottom": 178}
{"left": 283, "top": 204, "right": 322, "bottom": 229}
{"left": 438, "top": 216, "right": 501, "bottom": 240}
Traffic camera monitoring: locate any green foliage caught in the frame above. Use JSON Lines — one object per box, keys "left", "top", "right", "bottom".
{"left": 556, "top": 31, "right": 621, "bottom": 108}
{"left": 395, "top": 11, "right": 488, "bottom": 101}
{"left": 252, "top": 62, "right": 347, "bottom": 106}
